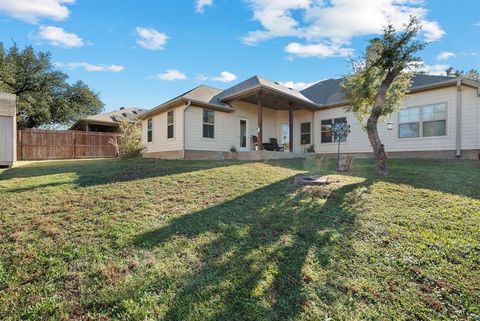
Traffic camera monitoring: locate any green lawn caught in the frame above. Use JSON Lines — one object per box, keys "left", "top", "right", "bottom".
{"left": 0, "top": 158, "right": 479, "bottom": 320}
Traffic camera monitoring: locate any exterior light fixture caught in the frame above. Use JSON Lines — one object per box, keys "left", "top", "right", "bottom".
{"left": 387, "top": 121, "right": 394, "bottom": 131}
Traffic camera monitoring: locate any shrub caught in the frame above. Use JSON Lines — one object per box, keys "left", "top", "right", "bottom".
{"left": 111, "top": 120, "right": 144, "bottom": 158}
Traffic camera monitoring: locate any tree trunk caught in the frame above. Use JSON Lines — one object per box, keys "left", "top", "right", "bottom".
{"left": 367, "top": 81, "right": 392, "bottom": 177}
{"left": 366, "top": 114, "right": 388, "bottom": 176}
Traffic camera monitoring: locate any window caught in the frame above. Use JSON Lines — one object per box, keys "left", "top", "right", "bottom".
{"left": 399, "top": 103, "right": 446, "bottom": 138}
{"left": 203, "top": 109, "right": 214, "bottom": 138}
{"left": 147, "top": 118, "right": 153, "bottom": 142}
{"left": 300, "top": 122, "right": 311, "bottom": 145}
{"left": 423, "top": 104, "right": 447, "bottom": 137}
{"left": 321, "top": 117, "right": 347, "bottom": 143}
{"left": 167, "top": 110, "right": 174, "bottom": 139}
{"left": 321, "top": 119, "right": 332, "bottom": 143}
{"left": 399, "top": 107, "right": 420, "bottom": 138}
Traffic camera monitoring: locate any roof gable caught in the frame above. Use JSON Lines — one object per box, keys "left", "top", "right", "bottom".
{"left": 214, "top": 75, "right": 315, "bottom": 106}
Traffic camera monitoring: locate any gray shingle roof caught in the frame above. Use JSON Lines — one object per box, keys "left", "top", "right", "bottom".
{"left": 80, "top": 107, "right": 146, "bottom": 123}
{"left": 182, "top": 85, "right": 232, "bottom": 109}
{"left": 140, "top": 85, "right": 234, "bottom": 119}
{"left": 301, "top": 74, "right": 458, "bottom": 106}
{"left": 214, "top": 75, "right": 315, "bottom": 105}
{"left": 142, "top": 73, "right": 470, "bottom": 119}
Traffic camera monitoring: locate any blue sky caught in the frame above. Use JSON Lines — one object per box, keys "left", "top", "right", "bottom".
{"left": 1, "top": 0, "right": 479, "bottom": 112}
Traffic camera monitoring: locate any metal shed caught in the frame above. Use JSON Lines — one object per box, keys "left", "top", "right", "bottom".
{"left": 0, "top": 92, "right": 16, "bottom": 167}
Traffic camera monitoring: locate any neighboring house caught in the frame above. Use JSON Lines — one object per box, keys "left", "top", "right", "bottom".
{"left": 70, "top": 107, "right": 146, "bottom": 132}
{"left": 139, "top": 74, "right": 480, "bottom": 160}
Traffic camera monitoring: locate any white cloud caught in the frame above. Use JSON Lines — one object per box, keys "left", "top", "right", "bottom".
{"left": 421, "top": 21, "right": 445, "bottom": 42}
{"left": 474, "top": 22, "right": 480, "bottom": 26}
{"left": 436, "top": 51, "right": 455, "bottom": 61}
{"left": 151, "top": 69, "right": 187, "bottom": 81}
{"left": 243, "top": 0, "right": 445, "bottom": 58}
{"left": 198, "top": 71, "right": 237, "bottom": 83}
{"left": 60, "top": 62, "right": 124, "bottom": 72}
{"left": 38, "top": 25, "right": 83, "bottom": 48}
{"left": 0, "top": 0, "right": 74, "bottom": 23}
{"left": 421, "top": 64, "right": 450, "bottom": 76}
{"left": 212, "top": 71, "right": 237, "bottom": 82}
{"left": 135, "top": 27, "right": 169, "bottom": 50}
{"left": 278, "top": 81, "right": 315, "bottom": 91}
{"left": 285, "top": 42, "right": 354, "bottom": 58}
{"left": 196, "top": 0, "right": 213, "bottom": 13}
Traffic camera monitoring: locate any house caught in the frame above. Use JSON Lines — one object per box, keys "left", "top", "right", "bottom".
{"left": 139, "top": 74, "right": 480, "bottom": 160}
{"left": 0, "top": 92, "right": 16, "bottom": 167}
{"left": 70, "top": 107, "right": 146, "bottom": 132}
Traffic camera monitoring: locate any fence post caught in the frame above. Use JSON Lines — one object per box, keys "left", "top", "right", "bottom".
{"left": 17, "top": 130, "right": 22, "bottom": 160}
{"left": 72, "top": 131, "right": 75, "bottom": 159}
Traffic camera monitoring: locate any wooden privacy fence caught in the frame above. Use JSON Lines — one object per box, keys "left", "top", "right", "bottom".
{"left": 17, "top": 129, "right": 120, "bottom": 160}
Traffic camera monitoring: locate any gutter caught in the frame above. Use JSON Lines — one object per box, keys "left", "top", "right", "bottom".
{"left": 456, "top": 78, "right": 462, "bottom": 157}
{"left": 140, "top": 98, "right": 232, "bottom": 120}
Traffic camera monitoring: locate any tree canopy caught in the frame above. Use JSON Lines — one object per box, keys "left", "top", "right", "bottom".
{"left": 445, "top": 67, "right": 479, "bottom": 81}
{"left": 342, "top": 17, "right": 426, "bottom": 176}
{"left": 0, "top": 43, "right": 104, "bottom": 128}
{"left": 343, "top": 18, "right": 425, "bottom": 125}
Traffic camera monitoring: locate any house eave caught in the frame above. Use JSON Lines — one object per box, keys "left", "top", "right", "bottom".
{"left": 221, "top": 84, "right": 318, "bottom": 110}
{"left": 140, "top": 98, "right": 234, "bottom": 120}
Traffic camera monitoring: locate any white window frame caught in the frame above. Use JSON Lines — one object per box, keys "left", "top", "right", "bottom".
{"left": 398, "top": 102, "right": 448, "bottom": 139}
{"left": 167, "top": 110, "right": 174, "bottom": 140}
{"left": 202, "top": 109, "right": 215, "bottom": 139}
{"left": 300, "top": 122, "right": 311, "bottom": 145}
{"left": 320, "top": 117, "right": 347, "bottom": 144}
{"left": 147, "top": 118, "right": 153, "bottom": 143}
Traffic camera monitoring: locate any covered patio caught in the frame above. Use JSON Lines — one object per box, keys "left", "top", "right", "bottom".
{"left": 216, "top": 76, "right": 318, "bottom": 153}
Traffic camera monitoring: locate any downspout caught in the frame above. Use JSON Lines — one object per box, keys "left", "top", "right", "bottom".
{"left": 183, "top": 100, "right": 192, "bottom": 159}
{"left": 311, "top": 109, "right": 315, "bottom": 153}
{"left": 456, "top": 78, "right": 462, "bottom": 158}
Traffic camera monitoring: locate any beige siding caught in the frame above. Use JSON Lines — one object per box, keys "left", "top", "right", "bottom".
{"left": 142, "top": 103, "right": 184, "bottom": 153}
{"left": 185, "top": 101, "right": 315, "bottom": 152}
{"left": 314, "top": 86, "right": 479, "bottom": 154}
{"left": 275, "top": 109, "right": 315, "bottom": 153}
{"left": 461, "top": 86, "right": 479, "bottom": 150}
{"left": 142, "top": 85, "right": 479, "bottom": 156}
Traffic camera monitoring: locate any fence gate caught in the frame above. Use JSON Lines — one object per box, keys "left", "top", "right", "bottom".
{"left": 17, "top": 129, "right": 119, "bottom": 160}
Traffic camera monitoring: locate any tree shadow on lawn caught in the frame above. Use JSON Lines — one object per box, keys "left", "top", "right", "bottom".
{"left": 0, "top": 158, "right": 244, "bottom": 189}
{"left": 274, "top": 157, "right": 480, "bottom": 200}
{"left": 133, "top": 176, "right": 367, "bottom": 321}
{"left": 349, "top": 158, "right": 480, "bottom": 199}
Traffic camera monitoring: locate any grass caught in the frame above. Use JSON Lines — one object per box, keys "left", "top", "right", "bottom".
{"left": 0, "top": 157, "right": 479, "bottom": 320}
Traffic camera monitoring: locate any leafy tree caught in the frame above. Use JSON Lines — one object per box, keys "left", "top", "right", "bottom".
{"left": 0, "top": 43, "right": 104, "bottom": 128}
{"left": 445, "top": 67, "right": 479, "bottom": 81}
{"left": 343, "top": 17, "right": 425, "bottom": 176}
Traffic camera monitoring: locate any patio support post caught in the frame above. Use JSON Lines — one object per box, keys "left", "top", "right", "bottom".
{"left": 288, "top": 102, "right": 294, "bottom": 153}
{"left": 257, "top": 91, "right": 264, "bottom": 151}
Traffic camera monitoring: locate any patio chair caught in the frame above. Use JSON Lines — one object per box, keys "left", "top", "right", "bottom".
{"left": 269, "top": 138, "right": 284, "bottom": 152}
{"left": 252, "top": 135, "right": 258, "bottom": 150}
{"left": 252, "top": 135, "right": 276, "bottom": 151}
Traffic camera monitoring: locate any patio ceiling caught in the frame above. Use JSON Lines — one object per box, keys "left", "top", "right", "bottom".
{"left": 237, "top": 90, "right": 315, "bottom": 110}
{"left": 223, "top": 87, "right": 318, "bottom": 110}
